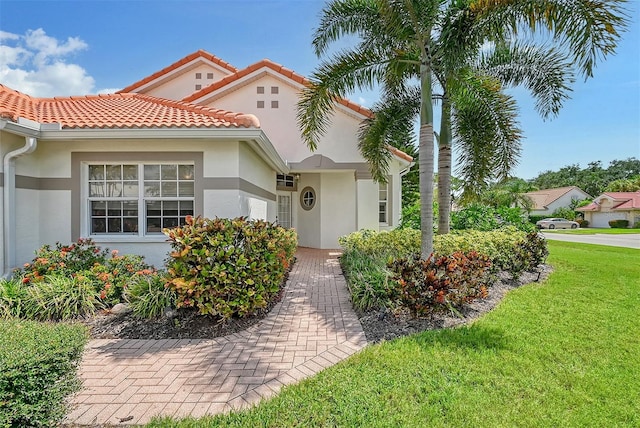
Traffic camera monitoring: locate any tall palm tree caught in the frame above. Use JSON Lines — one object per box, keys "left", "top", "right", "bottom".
{"left": 298, "top": 0, "right": 628, "bottom": 259}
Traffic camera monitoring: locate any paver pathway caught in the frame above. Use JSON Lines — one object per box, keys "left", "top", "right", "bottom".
{"left": 66, "top": 248, "right": 367, "bottom": 425}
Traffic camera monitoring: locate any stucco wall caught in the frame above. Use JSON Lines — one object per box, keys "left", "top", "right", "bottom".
{"left": 200, "top": 73, "right": 365, "bottom": 164}
{"left": 141, "top": 63, "right": 232, "bottom": 101}
{"left": 6, "top": 137, "right": 277, "bottom": 270}
{"left": 320, "top": 172, "right": 356, "bottom": 248}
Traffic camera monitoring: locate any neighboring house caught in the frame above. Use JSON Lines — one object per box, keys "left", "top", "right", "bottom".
{"left": 524, "top": 186, "right": 591, "bottom": 217}
{"left": 576, "top": 191, "right": 640, "bottom": 228}
{"left": 0, "top": 50, "right": 412, "bottom": 274}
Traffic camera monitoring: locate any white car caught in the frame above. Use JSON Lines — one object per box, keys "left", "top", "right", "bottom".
{"left": 536, "top": 218, "right": 579, "bottom": 229}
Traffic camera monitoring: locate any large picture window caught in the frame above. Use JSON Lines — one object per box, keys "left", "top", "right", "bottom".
{"left": 87, "top": 163, "right": 194, "bottom": 235}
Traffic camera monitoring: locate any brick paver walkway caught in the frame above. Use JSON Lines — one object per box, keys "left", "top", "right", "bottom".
{"left": 65, "top": 248, "right": 367, "bottom": 425}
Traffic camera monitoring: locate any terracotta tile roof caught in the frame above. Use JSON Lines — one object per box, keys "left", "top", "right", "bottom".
{"left": 388, "top": 146, "right": 413, "bottom": 162}
{"left": 182, "top": 58, "right": 374, "bottom": 119}
{"left": 524, "top": 186, "right": 589, "bottom": 210}
{"left": 578, "top": 191, "right": 640, "bottom": 211}
{"left": 0, "top": 84, "right": 259, "bottom": 129}
{"left": 117, "top": 50, "right": 238, "bottom": 94}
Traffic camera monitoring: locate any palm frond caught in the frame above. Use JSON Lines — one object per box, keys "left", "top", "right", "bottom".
{"left": 479, "top": 41, "right": 575, "bottom": 119}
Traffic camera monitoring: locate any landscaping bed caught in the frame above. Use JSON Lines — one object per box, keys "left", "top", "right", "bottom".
{"left": 357, "top": 266, "right": 552, "bottom": 343}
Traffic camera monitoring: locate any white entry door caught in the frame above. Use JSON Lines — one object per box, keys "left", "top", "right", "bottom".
{"left": 277, "top": 194, "right": 292, "bottom": 228}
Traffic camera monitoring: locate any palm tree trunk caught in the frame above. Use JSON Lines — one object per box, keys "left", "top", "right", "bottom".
{"left": 438, "top": 95, "right": 452, "bottom": 234}
{"left": 419, "top": 61, "right": 435, "bottom": 259}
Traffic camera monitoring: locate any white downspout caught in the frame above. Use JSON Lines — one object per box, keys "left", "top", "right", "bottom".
{"left": 3, "top": 136, "right": 37, "bottom": 277}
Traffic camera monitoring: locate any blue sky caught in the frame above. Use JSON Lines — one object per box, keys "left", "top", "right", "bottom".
{"left": 1, "top": 0, "right": 638, "bottom": 179}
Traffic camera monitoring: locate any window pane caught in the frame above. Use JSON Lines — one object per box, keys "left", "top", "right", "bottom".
{"left": 123, "top": 181, "right": 138, "bottom": 197}
{"left": 144, "top": 164, "right": 160, "bottom": 180}
{"left": 179, "top": 201, "right": 194, "bottom": 216}
{"left": 108, "top": 218, "right": 122, "bottom": 233}
{"left": 164, "top": 201, "right": 179, "bottom": 216}
{"left": 107, "top": 201, "right": 122, "bottom": 217}
{"left": 89, "top": 165, "right": 104, "bottom": 180}
{"left": 162, "top": 182, "right": 178, "bottom": 197}
{"left": 161, "top": 164, "right": 177, "bottom": 180}
{"left": 106, "top": 165, "right": 121, "bottom": 180}
{"left": 123, "top": 165, "right": 138, "bottom": 180}
{"left": 144, "top": 182, "right": 160, "bottom": 197}
{"left": 92, "top": 218, "right": 106, "bottom": 233}
{"left": 89, "top": 182, "right": 105, "bottom": 197}
{"left": 106, "top": 182, "right": 122, "bottom": 197}
{"left": 123, "top": 201, "right": 138, "bottom": 216}
{"left": 179, "top": 165, "right": 194, "bottom": 180}
{"left": 123, "top": 218, "right": 138, "bottom": 233}
{"left": 163, "top": 218, "right": 179, "bottom": 229}
{"left": 146, "top": 201, "right": 162, "bottom": 216}
{"left": 146, "top": 217, "right": 162, "bottom": 233}
{"left": 91, "top": 201, "right": 106, "bottom": 216}
{"left": 178, "top": 182, "right": 194, "bottom": 197}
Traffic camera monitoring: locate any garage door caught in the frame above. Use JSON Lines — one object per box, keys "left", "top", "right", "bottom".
{"left": 591, "top": 212, "right": 626, "bottom": 228}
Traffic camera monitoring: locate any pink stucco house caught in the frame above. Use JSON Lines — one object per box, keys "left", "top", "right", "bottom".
{"left": 0, "top": 50, "right": 413, "bottom": 274}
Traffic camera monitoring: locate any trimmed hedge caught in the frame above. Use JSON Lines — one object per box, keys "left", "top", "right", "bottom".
{"left": 0, "top": 319, "right": 87, "bottom": 427}
{"left": 609, "top": 219, "right": 629, "bottom": 228}
{"left": 164, "top": 216, "right": 297, "bottom": 319}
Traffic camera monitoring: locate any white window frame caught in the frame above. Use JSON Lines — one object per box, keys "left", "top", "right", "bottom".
{"left": 379, "top": 180, "right": 389, "bottom": 225}
{"left": 82, "top": 162, "right": 195, "bottom": 241}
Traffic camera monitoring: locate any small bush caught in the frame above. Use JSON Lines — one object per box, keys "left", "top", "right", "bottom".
{"left": 551, "top": 206, "right": 576, "bottom": 221}
{"left": 0, "top": 319, "right": 87, "bottom": 427}
{"left": 451, "top": 204, "right": 534, "bottom": 232}
{"left": 576, "top": 219, "right": 589, "bottom": 228}
{"left": 608, "top": 219, "right": 629, "bottom": 228}
{"left": 126, "top": 272, "right": 176, "bottom": 319}
{"left": 527, "top": 215, "right": 548, "bottom": 225}
{"left": 389, "top": 252, "right": 493, "bottom": 317}
{"left": 164, "top": 216, "right": 297, "bottom": 319}
{"left": 16, "top": 238, "right": 109, "bottom": 284}
{"left": 0, "top": 279, "right": 27, "bottom": 319}
{"left": 340, "top": 250, "right": 396, "bottom": 311}
{"left": 84, "top": 252, "right": 153, "bottom": 305}
{"left": 22, "top": 275, "right": 102, "bottom": 321}
{"left": 634, "top": 222, "right": 640, "bottom": 229}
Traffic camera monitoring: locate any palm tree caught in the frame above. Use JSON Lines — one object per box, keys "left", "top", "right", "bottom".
{"left": 298, "top": 0, "right": 628, "bottom": 259}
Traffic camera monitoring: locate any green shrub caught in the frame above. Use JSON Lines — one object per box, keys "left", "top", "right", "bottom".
{"left": 0, "top": 319, "right": 87, "bottom": 427}
{"left": 527, "top": 215, "right": 547, "bottom": 225}
{"left": 576, "top": 219, "right": 589, "bottom": 228}
{"left": 551, "top": 206, "right": 577, "bottom": 221}
{"left": 451, "top": 204, "right": 534, "bottom": 232}
{"left": 22, "top": 275, "right": 102, "bottom": 321}
{"left": 608, "top": 219, "right": 629, "bottom": 228}
{"left": 340, "top": 250, "right": 396, "bottom": 311}
{"left": 339, "top": 228, "right": 548, "bottom": 311}
{"left": 125, "top": 272, "right": 176, "bottom": 319}
{"left": 83, "top": 252, "right": 153, "bottom": 305}
{"left": 634, "top": 222, "right": 640, "bottom": 229}
{"left": 389, "top": 252, "right": 493, "bottom": 317}
{"left": 0, "top": 279, "right": 27, "bottom": 319}
{"left": 164, "top": 216, "right": 297, "bottom": 319}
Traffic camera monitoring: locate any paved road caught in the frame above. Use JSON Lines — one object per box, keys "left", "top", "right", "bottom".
{"left": 542, "top": 232, "right": 640, "bottom": 249}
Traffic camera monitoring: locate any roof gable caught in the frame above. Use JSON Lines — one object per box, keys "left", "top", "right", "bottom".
{"left": 524, "top": 186, "right": 589, "bottom": 210}
{"left": 576, "top": 191, "right": 640, "bottom": 211}
{"left": 117, "top": 50, "right": 238, "bottom": 94}
{"left": 0, "top": 84, "right": 259, "bottom": 129}
{"left": 183, "top": 58, "right": 373, "bottom": 119}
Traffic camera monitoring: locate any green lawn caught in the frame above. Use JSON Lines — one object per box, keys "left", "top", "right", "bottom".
{"left": 546, "top": 228, "right": 640, "bottom": 235}
{"left": 148, "top": 241, "right": 640, "bottom": 427}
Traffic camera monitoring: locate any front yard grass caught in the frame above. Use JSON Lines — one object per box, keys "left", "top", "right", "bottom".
{"left": 148, "top": 241, "right": 640, "bottom": 427}
{"left": 546, "top": 228, "right": 640, "bottom": 235}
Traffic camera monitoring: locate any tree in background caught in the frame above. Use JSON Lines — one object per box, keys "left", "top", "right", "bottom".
{"left": 605, "top": 175, "right": 640, "bottom": 192}
{"left": 531, "top": 157, "right": 640, "bottom": 196}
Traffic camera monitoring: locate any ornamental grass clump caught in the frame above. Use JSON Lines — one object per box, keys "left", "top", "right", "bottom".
{"left": 164, "top": 216, "right": 297, "bottom": 319}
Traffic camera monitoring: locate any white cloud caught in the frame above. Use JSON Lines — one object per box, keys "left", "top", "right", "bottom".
{"left": 0, "top": 28, "right": 100, "bottom": 97}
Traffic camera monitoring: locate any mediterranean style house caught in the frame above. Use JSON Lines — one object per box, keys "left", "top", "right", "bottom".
{"left": 576, "top": 191, "right": 640, "bottom": 228}
{"left": 0, "top": 50, "right": 413, "bottom": 273}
